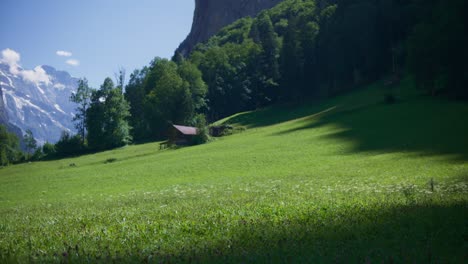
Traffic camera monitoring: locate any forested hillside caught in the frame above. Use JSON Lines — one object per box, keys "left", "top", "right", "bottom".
{"left": 122, "top": 0, "right": 467, "bottom": 143}
{"left": 15, "top": 0, "right": 467, "bottom": 159}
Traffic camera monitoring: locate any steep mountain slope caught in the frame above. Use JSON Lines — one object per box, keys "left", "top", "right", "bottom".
{"left": 0, "top": 62, "right": 78, "bottom": 144}
{"left": 0, "top": 83, "right": 7, "bottom": 124}
{"left": 0, "top": 84, "right": 24, "bottom": 146}
{"left": 176, "top": 0, "right": 284, "bottom": 56}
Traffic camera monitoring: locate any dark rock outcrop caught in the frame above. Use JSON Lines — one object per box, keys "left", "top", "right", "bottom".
{"left": 177, "top": 0, "right": 284, "bottom": 56}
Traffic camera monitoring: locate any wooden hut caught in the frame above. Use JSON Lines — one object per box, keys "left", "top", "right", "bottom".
{"left": 168, "top": 124, "right": 198, "bottom": 146}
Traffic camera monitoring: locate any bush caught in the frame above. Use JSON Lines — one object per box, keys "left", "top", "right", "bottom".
{"left": 42, "top": 142, "right": 56, "bottom": 156}
{"left": 55, "top": 132, "right": 85, "bottom": 158}
{"left": 211, "top": 124, "right": 246, "bottom": 137}
{"left": 192, "top": 114, "right": 210, "bottom": 145}
{"left": 31, "top": 148, "right": 44, "bottom": 161}
{"left": 105, "top": 158, "right": 118, "bottom": 164}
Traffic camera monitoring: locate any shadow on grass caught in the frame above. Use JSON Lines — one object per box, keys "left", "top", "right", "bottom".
{"left": 221, "top": 78, "right": 468, "bottom": 161}
{"left": 220, "top": 81, "right": 390, "bottom": 129}
{"left": 271, "top": 98, "right": 468, "bottom": 162}
{"left": 186, "top": 202, "right": 466, "bottom": 263}
{"left": 22, "top": 201, "right": 465, "bottom": 263}
{"left": 221, "top": 101, "right": 331, "bottom": 129}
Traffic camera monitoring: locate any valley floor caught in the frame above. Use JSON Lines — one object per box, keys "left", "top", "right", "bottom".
{"left": 0, "top": 80, "right": 467, "bottom": 262}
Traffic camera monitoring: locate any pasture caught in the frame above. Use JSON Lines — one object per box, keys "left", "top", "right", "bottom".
{"left": 1, "top": 80, "right": 467, "bottom": 262}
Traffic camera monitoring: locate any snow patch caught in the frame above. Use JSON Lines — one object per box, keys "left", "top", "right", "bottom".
{"left": 54, "top": 104, "right": 66, "bottom": 114}
{"left": 53, "top": 83, "right": 66, "bottom": 90}
{"left": 36, "top": 84, "right": 46, "bottom": 95}
{"left": 0, "top": 69, "right": 15, "bottom": 88}
{"left": 1, "top": 85, "right": 5, "bottom": 104}
{"left": 4, "top": 90, "right": 55, "bottom": 122}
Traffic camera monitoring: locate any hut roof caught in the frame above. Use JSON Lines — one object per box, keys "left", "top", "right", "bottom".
{"left": 173, "top": 124, "right": 198, "bottom": 135}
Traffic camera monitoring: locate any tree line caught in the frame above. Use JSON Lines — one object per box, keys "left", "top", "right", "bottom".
{"left": 2, "top": 0, "right": 466, "bottom": 163}
{"left": 0, "top": 125, "right": 45, "bottom": 165}
{"left": 25, "top": 59, "right": 208, "bottom": 159}
{"left": 185, "top": 0, "right": 467, "bottom": 124}
{"left": 71, "top": 0, "right": 468, "bottom": 154}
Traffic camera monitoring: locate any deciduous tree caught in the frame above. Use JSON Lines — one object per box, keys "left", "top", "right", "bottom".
{"left": 70, "top": 78, "right": 92, "bottom": 143}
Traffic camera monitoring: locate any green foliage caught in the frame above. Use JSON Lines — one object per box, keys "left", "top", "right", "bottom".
{"left": 31, "top": 147, "right": 44, "bottom": 161}
{"left": 70, "top": 78, "right": 92, "bottom": 142}
{"left": 195, "top": 41, "right": 261, "bottom": 120}
{"left": 177, "top": 60, "right": 208, "bottom": 112}
{"left": 125, "top": 68, "right": 151, "bottom": 142}
{"left": 0, "top": 125, "right": 21, "bottom": 166}
{"left": 87, "top": 78, "right": 132, "bottom": 150}
{"left": 42, "top": 142, "right": 56, "bottom": 156}
{"left": 191, "top": 114, "right": 210, "bottom": 145}
{"left": 280, "top": 15, "right": 304, "bottom": 101}
{"left": 184, "top": 0, "right": 464, "bottom": 124}
{"left": 251, "top": 12, "right": 281, "bottom": 105}
{"left": 55, "top": 131, "right": 85, "bottom": 158}
{"left": 0, "top": 82, "right": 467, "bottom": 262}
{"left": 273, "top": 18, "right": 288, "bottom": 36}
{"left": 407, "top": 0, "right": 468, "bottom": 99}
{"left": 62, "top": 0, "right": 468, "bottom": 156}
{"left": 23, "top": 129, "right": 37, "bottom": 157}
{"left": 143, "top": 59, "right": 194, "bottom": 138}
{"left": 206, "top": 17, "right": 254, "bottom": 47}
{"left": 124, "top": 58, "right": 208, "bottom": 142}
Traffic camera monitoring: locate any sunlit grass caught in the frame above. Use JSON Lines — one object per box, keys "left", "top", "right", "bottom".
{"left": 0, "top": 80, "right": 467, "bottom": 262}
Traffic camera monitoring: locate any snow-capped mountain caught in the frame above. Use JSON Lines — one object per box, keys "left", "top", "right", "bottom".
{"left": 0, "top": 62, "right": 78, "bottom": 144}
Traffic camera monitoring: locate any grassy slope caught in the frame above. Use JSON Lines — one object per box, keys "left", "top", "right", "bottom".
{"left": 0, "top": 79, "right": 467, "bottom": 262}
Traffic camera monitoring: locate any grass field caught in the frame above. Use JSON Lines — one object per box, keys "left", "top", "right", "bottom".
{"left": 1, "top": 79, "right": 467, "bottom": 262}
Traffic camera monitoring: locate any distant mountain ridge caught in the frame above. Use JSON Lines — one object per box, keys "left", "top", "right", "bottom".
{"left": 176, "top": 0, "right": 284, "bottom": 56}
{"left": 0, "top": 62, "right": 77, "bottom": 144}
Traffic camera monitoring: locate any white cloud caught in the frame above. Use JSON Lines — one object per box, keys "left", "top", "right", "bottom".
{"left": 66, "top": 59, "right": 80, "bottom": 66}
{"left": 1, "top": 48, "right": 20, "bottom": 65}
{"left": 56, "top": 50, "right": 72, "bottom": 57}
{"left": 22, "top": 66, "right": 51, "bottom": 85}
{"left": 57, "top": 50, "right": 80, "bottom": 67}
{"left": 1, "top": 48, "right": 21, "bottom": 75}
{"left": 1, "top": 48, "right": 52, "bottom": 86}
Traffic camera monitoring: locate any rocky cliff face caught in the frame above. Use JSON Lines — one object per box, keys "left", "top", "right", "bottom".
{"left": 177, "top": 0, "right": 284, "bottom": 56}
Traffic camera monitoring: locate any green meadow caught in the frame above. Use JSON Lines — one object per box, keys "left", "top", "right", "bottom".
{"left": 1, "top": 80, "right": 467, "bottom": 262}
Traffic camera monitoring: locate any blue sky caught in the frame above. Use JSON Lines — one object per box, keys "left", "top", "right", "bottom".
{"left": 0, "top": 0, "right": 194, "bottom": 87}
